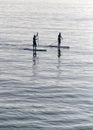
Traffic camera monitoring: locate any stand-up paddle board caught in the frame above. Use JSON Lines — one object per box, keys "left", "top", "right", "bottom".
{"left": 24, "top": 48, "right": 47, "bottom": 51}
{"left": 47, "top": 45, "right": 70, "bottom": 49}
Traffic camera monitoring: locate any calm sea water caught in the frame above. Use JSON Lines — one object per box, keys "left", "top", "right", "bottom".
{"left": 0, "top": 0, "right": 93, "bottom": 129}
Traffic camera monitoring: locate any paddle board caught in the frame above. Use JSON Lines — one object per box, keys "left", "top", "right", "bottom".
{"left": 47, "top": 45, "right": 70, "bottom": 49}
{"left": 24, "top": 48, "right": 47, "bottom": 51}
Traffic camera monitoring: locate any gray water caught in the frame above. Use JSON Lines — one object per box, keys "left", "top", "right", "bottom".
{"left": 0, "top": 0, "right": 93, "bottom": 129}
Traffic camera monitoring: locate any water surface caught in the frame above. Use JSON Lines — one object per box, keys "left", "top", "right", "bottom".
{"left": 0, "top": 0, "right": 93, "bottom": 129}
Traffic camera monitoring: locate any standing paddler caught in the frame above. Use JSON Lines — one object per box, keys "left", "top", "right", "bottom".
{"left": 33, "top": 33, "right": 38, "bottom": 56}
{"left": 58, "top": 32, "right": 63, "bottom": 48}
{"left": 57, "top": 33, "right": 63, "bottom": 57}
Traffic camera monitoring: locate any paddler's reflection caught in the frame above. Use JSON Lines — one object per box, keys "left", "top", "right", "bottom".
{"left": 58, "top": 48, "right": 61, "bottom": 58}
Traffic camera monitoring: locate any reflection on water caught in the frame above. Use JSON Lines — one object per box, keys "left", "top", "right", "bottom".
{"left": 58, "top": 48, "right": 61, "bottom": 58}
{"left": 56, "top": 53, "right": 62, "bottom": 83}
{"left": 33, "top": 52, "right": 39, "bottom": 65}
